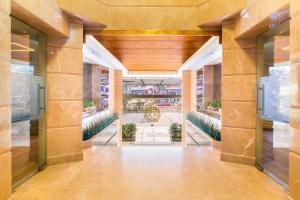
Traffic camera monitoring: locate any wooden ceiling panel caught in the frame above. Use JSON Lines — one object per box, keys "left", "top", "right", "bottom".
{"left": 95, "top": 34, "right": 211, "bottom": 71}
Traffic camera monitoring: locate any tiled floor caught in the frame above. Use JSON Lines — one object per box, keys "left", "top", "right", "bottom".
{"left": 10, "top": 146, "right": 287, "bottom": 200}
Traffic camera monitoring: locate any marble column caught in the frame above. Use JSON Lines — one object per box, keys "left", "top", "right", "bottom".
{"left": 0, "top": 1, "right": 11, "bottom": 198}
{"left": 289, "top": 1, "right": 300, "bottom": 199}
{"left": 221, "top": 21, "right": 257, "bottom": 165}
{"left": 182, "top": 70, "right": 192, "bottom": 146}
{"left": 109, "top": 69, "right": 123, "bottom": 145}
{"left": 46, "top": 22, "right": 83, "bottom": 165}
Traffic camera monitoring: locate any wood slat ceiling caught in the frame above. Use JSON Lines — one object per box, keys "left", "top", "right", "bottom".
{"left": 95, "top": 34, "right": 211, "bottom": 71}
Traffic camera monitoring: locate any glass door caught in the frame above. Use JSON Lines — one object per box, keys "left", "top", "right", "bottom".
{"left": 256, "top": 20, "right": 291, "bottom": 189}
{"left": 11, "top": 17, "right": 46, "bottom": 187}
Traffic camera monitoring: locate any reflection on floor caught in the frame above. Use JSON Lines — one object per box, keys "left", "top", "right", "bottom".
{"left": 263, "top": 127, "right": 289, "bottom": 184}
{"left": 11, "top": 119, "right": 39, "bottom": 185}
{"left": 10, "top": 146, "right": 287, "bottom": 200}
{"left": 92, "top": 121, "right": 118, "bottom": 146}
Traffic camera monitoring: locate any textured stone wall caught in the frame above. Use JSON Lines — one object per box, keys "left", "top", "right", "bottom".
{"left": 0, "top": 0, "right": 11, "bottom": 199}
{"left": 83, "top": 63, "right": 92, "bottom": 100}
{"left": 46, "top": 22, "right": 83, "bottom": 165}
{"left": 182, "top": 70, "right": 192, "bottom": 145}
{"left": 91, "top": 65, "right": 102, "bottom": 110}
{"left": 108, "top": 69, "right": 123, "bottom": 144}
{"left": 221, "top": 20, "right": 257, "bottom": 165}
{"left": 289, "top": 1, "right": 300, "bottom": 199}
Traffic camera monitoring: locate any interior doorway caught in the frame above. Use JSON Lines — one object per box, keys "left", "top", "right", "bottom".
{"left": 122, "top": 77, "right": 184, "bottom": 145}
{"left": 10, "top": 17, "right": 47, "bottom": 187}
{"left": 256, "top": 20, "right": 291, "bottom": 189}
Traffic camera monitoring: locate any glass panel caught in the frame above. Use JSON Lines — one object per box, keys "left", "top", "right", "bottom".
{"left": 11, "top": 17, "right": 46, "bottom": 187}
{"left": 256, "top": 20, "right": 290, "bottom": 188}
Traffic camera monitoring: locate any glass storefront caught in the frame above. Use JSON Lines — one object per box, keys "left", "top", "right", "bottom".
{"left": 11, "top": 17, "right": 46, "bottom": 187}
{"left": 256, "top": 20, "right": 291, "bottom": 189}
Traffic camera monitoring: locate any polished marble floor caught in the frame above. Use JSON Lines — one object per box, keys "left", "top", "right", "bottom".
{"left": 10, "top": 145, "right": 288, "bottom": 200}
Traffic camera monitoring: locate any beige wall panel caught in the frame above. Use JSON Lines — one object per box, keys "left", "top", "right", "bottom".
{"left": 291, "top": 0, "right": 300, "bottom": 17}
{"left": 291, "top": 63, "right": 300, "bottom": 105}
{"left": 291, "top": 127, "right": 300, "bottom": 155}
{"left": 234, "top": 0, "right": 289, "bottom": 38}
{"left": 221, "top": 151, "right": 255, "bottom": 165}
{"left": 222, "top": 75, "right": 256, "bottom": 101}
{"left": 47, "top": 151, "right": 83, "bottom": 165}
{"left": 291, "top": 108, "right": 300, "bottom": 130}
{"left": 290, "top": 152, "right": 300, "bottom": 200}
{"left": 114, "top": 70, "right": 123, "bottom": 116}
{"left": 0, "top": 107, "right": 10, "bottom": 155}
{"left": 222, "top": 22, "right": 257, "bottom": 50}
{"left": 191, "top": 70, "right": 197, "bottom": 112}
{"left": 182, "top": 70, "right": 192, "bottom": 117}
{"left": 47, "top": 101, "right": 82, "bottom": 129}
{"left": 221, "top": 127, "right": 255, "bottom": 158}
{"left": 0, "top": 14, "right": 11, "bottom": 59}
{"left": 0, "top": 0, "right": 10, "bottom": 14}
{"left": 11, "top": 0, "right": 69, "bottom": 37}
{"left": 197, "top": 0, "right": 247, "bottom": 26}
{"left": 47, "top": 47, "right": 83, "bottom": 75}
{"left": 222, "top": 101, "right": 256, "bottom": 129}
{"left": 222, "top": 48, "right": 257, "bottom": 75}
{"left": 0, "top": 152, "right": 11, "bottom": 200}
{"left": 47, "top": 74, "right": 83, "bottom": 101}
{"left": 290, "top": 16, "right": 300, "bottom": 59}
{"left": 48, "top": 23, "right": 83, "bottom": 49}
{"left": 47, "top": 127, "right": 82, "bottom": 158}
{"left": 0, "top": 60, "right": 10, "bottom": 107}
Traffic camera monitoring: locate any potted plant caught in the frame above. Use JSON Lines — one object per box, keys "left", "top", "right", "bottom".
{"left": 122, "top": 123, "right": 137, "bottom": 142}
{"left": 207, "top": 100, "right": 221, "bottom": 111}
{"left": 83, "top": 100, "right": 97, "bottom": 113}
{"left": 169, "top": 123, "right": 182, "bottom": 142}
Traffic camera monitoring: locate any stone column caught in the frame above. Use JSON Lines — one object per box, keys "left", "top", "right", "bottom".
{"left": 289, "top": 1, "right": 300, "bottom": 199}
{"left": 221, "top": 21, "right": 257, "bottom": 165}
{"left": 109, "top": 69, "right": 123, "bottom": 145}
{"left": 0, "top": 0, "right": 11, "bottom": 198}
{"left": 191, "top": 70, "right": 197, "bottom": 112}
{"left": 182, "top": 70, "right": 192, "bottom": 146}
{"left": 203, "top": 65, "right": 215, "bottom": 107}
{"left": 46, "top": 22, "right": 83, "bottom": 165}
{"left": 91, "top": 65, "right": 102, "bottom": 110}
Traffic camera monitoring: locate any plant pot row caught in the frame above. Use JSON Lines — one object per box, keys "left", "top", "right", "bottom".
{"left": 83, "top": 106, "right": 97, "bottom": 113}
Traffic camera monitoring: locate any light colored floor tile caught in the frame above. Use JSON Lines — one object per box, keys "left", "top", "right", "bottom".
{"left": 10, "top": 146, "right": 288, "bottom": 200}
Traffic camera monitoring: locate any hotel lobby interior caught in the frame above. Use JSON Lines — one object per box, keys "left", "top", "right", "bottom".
{"left": 0, "top": 0, "right": 300, "bottom": 199}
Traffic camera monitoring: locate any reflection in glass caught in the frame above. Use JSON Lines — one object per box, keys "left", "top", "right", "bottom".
{"left": 256, "top": 20, "right": 290, "bottom": 188}
{"left": 11, "top": 17, "right": 46, "bottom": 187}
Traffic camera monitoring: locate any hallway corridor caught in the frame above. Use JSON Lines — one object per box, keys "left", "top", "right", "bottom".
{"left": 9, "top": 146, "right": 287, "bottom": 200}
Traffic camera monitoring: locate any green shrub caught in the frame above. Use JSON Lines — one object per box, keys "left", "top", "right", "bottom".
{"left": 83, "top": 100, "right": 96, "bottom": 108}
{"left": 122, "top": 123, "right": 137, "bottom": 139}
{"left": 83, "top": 113, "right": 118, "bottom": 141}
{"left": 187, "top": 113, "right": 221, "bottom": 141}
{"left": 208, "top": 100, "right": 221, "bottom": 108}
{"left": 169, "top": 123, "right": 182, "bottom": 138}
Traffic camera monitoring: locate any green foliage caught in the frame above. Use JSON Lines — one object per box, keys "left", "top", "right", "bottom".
{"left": 208, "top": 100, "right": 221, "bottom": 108}
{"left": 187, "top": 113, "right": 221, "bottom": 141}
{"left": 83, "top": 113, "right": 118, "bottom": 141}
{"left": 83, "top": 100, "right": 96, "bottom": 108}
{"left": 122, "top": 123, "right": 137, "bottom": 139}
{"left": 169, "top": 123, "right": 182, "bottom": 138}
